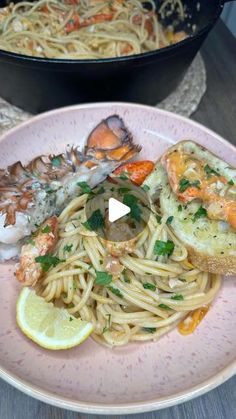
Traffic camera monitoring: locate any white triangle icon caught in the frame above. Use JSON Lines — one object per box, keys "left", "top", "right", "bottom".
{"left": 108, "top": 197, "right": 130, "bottom": 223}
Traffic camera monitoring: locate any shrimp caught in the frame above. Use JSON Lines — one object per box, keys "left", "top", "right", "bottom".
{"left": 15, "top": 216, "right": 58, "bottom": 286}
{"left": 65, "top": 13, "right": 113, "bottom": 33}
{"left": 162, "top": 149, "right": 236, "bottom": 230}
{"left": 113, "top": 161, "right": 154, "bottom": 185}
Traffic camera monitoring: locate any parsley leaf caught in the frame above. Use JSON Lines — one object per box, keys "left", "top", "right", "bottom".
{"left": 118, "top": 187, "right": 130, "bottom": 194}
{"left": 171, "top": 294, "right": 184, "bottom": 301}
{"left": 69, "top": 317, "right": 73, "bottom": 322}
{"left": 44, "top": 186, "right": 54, "bottom": 195}
{"left": 63, "top": 244, "right": 73, "bottom": 253}
{"left": 119, "top": 172, "right": 129, "bottom": 180}
{"left": 96, "top": 186, "right": 105, "bottom": 195}
{"left": 156, "top": 215, "right": 162, "bottom": 224}
{"left": 192, "top": 206, "right": 207, "bottom": 223}
{"left": 191, "top": 180, "right": 201, "bottom": 189}
{"left": 83, "top": 209, "right": 104, "bottom": 231}
{"left": 35, "top": 254, "right": 65, "bottom": 272}
{"left": 67, "top": 302, "right": 74, "bottom": 308}
{"left": 179, "top": 178, "right": 191, "bottom": 192}
{"left": 178, "top": 205, "right": 183, "bottom": 212}
{"left": 108, "top": 286, "right": 123, "bottom": 298}
{"left": 158, "top": 303, "right": 171, "bottom": 310}
{"left": 102, "top": 314, "right": 111, "bottom": 333}
{"left": 95, "top": 271, "right": 112, "bottom": 286}
{"left": 51, "top": 156, "right": 61, "bottom": 167}
{"left": 142, "top": 184, "right": 150, "bottom": 192}
{"left": 166, "top": 216, "right": 174, "bottom": 225}
{"left": 41, "top": 225, "right": 51, "bottom": 234}
{"left": 26, "top": 238, "right": 35, "bottom": 246}
{"left": 77, "top": 181, "right": 92, "bottom": 194}
{"left": 102, "top": 326, "right": 109, "bottom": 334}
{"left": 123, "top": 194, "right": 141, "bottom": 222}
{"left": 143, "top": 327, "right": 156, "bottom": 334}
{"left": 228, "top": 179, "right": 234, "bottom": 186}
{"left": 154, "top": 240, "right": 175, "bottom": 256}
{"left": 123, "top": 271, "right": 131, "bottom": 283}
{"left": 204, "top": 164, "right": 220, "bottom": 178}
{"left": 143, "top": 283, "right": 156, "bottom": 291}
{"left": 179, "top": 178, "right": 201, "bottom": 193}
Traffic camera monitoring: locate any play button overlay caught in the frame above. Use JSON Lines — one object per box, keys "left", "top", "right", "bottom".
{"left": 84, "top": 178, "right": 151, "bottom": 243}
{"left": 108, "top": 198, "right": 130, "bottom": 222}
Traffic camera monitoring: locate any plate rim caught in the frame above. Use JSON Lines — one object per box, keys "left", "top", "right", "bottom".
{"left": 0, "top": 362, "right": 235, "bottom": 414}
{"left": 0, "top": 101, "right": 235, "bottom": 414}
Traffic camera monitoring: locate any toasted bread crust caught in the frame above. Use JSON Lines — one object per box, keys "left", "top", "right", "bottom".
{"left": 187, "top": 246, "right": 236, "bottom": 276}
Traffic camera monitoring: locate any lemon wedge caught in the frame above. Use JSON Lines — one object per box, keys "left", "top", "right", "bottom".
{"left": 16, "top": 288, "right": 94, "bottom": 350}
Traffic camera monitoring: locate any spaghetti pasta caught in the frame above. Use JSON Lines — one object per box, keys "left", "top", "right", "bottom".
{"left": 0, "top": 0, "right": 188, "bottom": 59}
{"left": 35, "top": 180, "right": 221, "bottom": 347}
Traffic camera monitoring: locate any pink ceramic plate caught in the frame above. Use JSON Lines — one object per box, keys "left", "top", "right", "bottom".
{"left": 0, "top": 103, "right": 235, "bottom": 414}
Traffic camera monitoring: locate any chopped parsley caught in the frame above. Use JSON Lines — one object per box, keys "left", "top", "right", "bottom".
{"left": 192, "top": 206, "right": 207, "bottom": 223}
{"left": 69, "top": 317, "right": 73, "bottom": 322}
{"left": 108, "top": 286, "right": 123, "bottom": 298}
{"left": 95, "top": 271, "right": 112, "bottom": 286}
{"left": 63, "top": 244, "right": 73, "bottom": 253}
{"left": 102, "top": 326, "right": 109, "bottom": 334}
{"left": 179, "top": 278, "right": 187, "bottom": 282}
{"left": 118, "top": 187, "right": 130, "bottom": 194}
{"left": 142, "top": 184, "right": 150, "bottom": 192}
{"left": 143, "top": 327, "right": 156, "bottom": 334}
{"left": 67, "top": 303, "right": 74, "bottom": 308}
{"left": 51, "top": 156, "right": 61, "bottom": 167}
{"left": 143, "top": 283, "right": 156, "bottom": 291}
{"left": 156, "top": 215, "right": 162, "bottom": 224}
{"left": 228, "top": 179, "right": 234, "bottom": 186}
{"left": 179, "top": 178, "right": 201, "bottom": 193}
{"left": 166, "top": 216, "right": 174, "bottom": 225}
{"left": 26, "top": 238, "right": 35, "bottom": 246}
{"left": 41, "top": 225, "right": 51, "bottom": 234}
{"left": 96, "top": 186, "right": 105, "bottom": 195}
{"left": 154, "top": 240, "right": 175, "bottom": 256}
{"left": 35, "top": 254, "right": 65, "bottom": 272}
{"left": 171, "top": 294, "right": 184, "bottom": 301}
{"left": 123, "top": 271, "right": 131, "bottom": 283}
{"left": 77, "top": 181, "right": 92, "bottom": 194}
{"left": 123, "top": 194, "right": 141, "bottom": 222}
{"left": 158, "top": 303, "right": 171, "bottom": 310}
{"left": 44, "top": 186, "right": 54, "bottom": 195}
{"left": 204, "top": 164, "right": 220, "bottom": 178}
{"left": 119, "top": 172, "right": 129, "bottom": 180}
{"left": 178, "top": 205, "right": 183, "bottom": 212}
{"left": 83, "top": 209, "right": 104, "bottom": 231}
{"left": 102, "top": 314, "right": 111, "bottom": 333}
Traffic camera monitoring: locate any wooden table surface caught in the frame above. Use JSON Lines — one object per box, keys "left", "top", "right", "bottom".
{"left": 0, "top": 19, "right": 236, "bottom": 419}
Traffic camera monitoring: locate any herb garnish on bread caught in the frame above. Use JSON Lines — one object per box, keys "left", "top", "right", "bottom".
{"left": 145, "top": 141, "right": 236, "bottom": 275}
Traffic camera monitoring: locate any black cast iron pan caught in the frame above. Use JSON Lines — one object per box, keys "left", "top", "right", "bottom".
{"left": 0, "top": 0, "right": 234, "bottom": 113}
